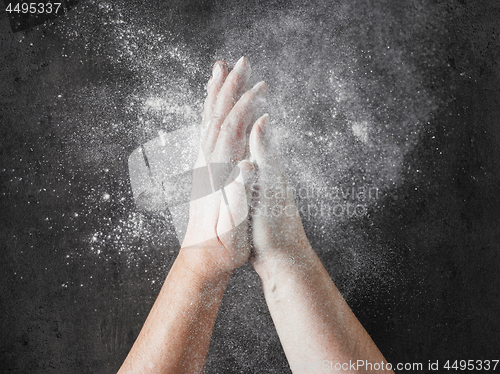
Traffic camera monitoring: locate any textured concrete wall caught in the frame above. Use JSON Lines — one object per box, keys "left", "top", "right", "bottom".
{"left": 1, "top": 0, "right": 499, "bottom": 373}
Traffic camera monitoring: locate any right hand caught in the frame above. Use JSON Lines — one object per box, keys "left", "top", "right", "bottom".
{"left": 248, "top": 115, "right": 313, "bottom": 273}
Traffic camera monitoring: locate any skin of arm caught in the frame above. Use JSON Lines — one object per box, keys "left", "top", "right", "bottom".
{"left": 248, "top": 116, "right": 394, "bottom": 374}
{"left": 118, "top": 57, "right": 266, "bottom": 374}
{"left": 118, "top": 56, "right": 391, "bottom": 373}
{"left": 117, "top": 248, "right": 232, "bottom": 374}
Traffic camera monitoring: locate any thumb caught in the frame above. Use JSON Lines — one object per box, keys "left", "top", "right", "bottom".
{"left": 249, "top": 113, "right": 270, "bottom": 166}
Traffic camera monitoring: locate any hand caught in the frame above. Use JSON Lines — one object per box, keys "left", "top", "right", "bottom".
{"left": 248, "top": 115, "right": 312, "bottom": 273}
{"left": 180, "top": 57, "right": 267, "bottom": 278}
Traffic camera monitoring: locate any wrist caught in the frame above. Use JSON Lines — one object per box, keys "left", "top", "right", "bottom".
{"left": 178, "top": 239, "right": 235, "bottom": 283}
{"left": 251, "top": 229, "right": 313, "bottom": 271}
{"left": 251, "top": 244, "right": 313, "bottom": 281}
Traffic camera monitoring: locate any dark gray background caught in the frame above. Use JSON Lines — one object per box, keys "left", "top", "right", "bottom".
{"left": 1, "top": 0, "right": 499, "bottom": 373}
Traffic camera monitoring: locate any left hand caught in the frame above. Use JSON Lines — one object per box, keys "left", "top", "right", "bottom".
{"left": 180, "top": 57, "right": 267, "bottom": 278}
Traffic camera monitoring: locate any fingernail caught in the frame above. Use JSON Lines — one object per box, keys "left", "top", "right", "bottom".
{"left": 252, "top": 81, "right": 267, "bottom": 96}
{"left": 213, "top": 63, "right": 222, "bottom": 79}
{"left": 234, "top": 56, "right": 245, "bottom": 70}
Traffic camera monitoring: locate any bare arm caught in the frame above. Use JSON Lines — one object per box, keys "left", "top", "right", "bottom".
{"left": 117, "top": 249, "right": 231, "bottom": 374}
{"left": 118, "top": 57, "right": 265, "bottom": 374}
{"left": 248, "top": 116, "right": 394, "bottom": 374}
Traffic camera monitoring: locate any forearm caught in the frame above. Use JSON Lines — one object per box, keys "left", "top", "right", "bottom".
{"left": 254, "top": 246, "right": 393, "bottom": 374}
{"left": 118, "top": 249, "right": 231, "bottom": 374}
{"left": 118, "top": 57, "right": 260, "bottom": 373}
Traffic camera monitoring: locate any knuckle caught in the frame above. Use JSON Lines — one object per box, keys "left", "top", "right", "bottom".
{"left": 241, "top": 89, "right": 255, "bottom": 102}
{"left": 210, "top": 112, "right": 224, "bottom": 124}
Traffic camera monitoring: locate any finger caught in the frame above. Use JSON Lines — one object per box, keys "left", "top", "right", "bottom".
{"left": 249, "top": 113, "right": 271, "bottom": 166}
{"left": 211, "top": 81, "right": 267, "bottom": 165}
{"left": 202, "top": 60, "right": 228, "bottom": 129}
{"left": 244, "top": 102, "right": 264, "bottom": 160}
{"left": 249, "top": 113, "right": 279, "bottom": 217}
{"left": 249, "top": 113, "right": 286, "bottom": 205}
{"left": 203, "top": 56, "right": 252, "bottom": 157}
{"left": 217, "top": 160, "right": 256, "bottom": 245}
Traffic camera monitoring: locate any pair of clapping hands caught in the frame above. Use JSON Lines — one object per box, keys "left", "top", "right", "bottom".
{"left": 180, "top": 56, "right": 310, "bottom": 279}
{"left": 118, "top": 57, "right": 393, "bottom": 374}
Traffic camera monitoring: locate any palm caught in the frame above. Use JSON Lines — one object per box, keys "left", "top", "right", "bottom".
{"left": 180, "top": 57, "right": 266, "bottom": 275}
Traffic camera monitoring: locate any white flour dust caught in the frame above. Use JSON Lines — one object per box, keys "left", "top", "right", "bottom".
{"left": 210, "top": 0, "right": 449, "bottom": 289}
{"left": 45, "top": 1, "right": 206, "bottom": 279}
{"left": 50, "top": 1, "right": 450, "bottom": 288}
{"left": 216, "top": 3, "right": 444, "bottom": 199}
